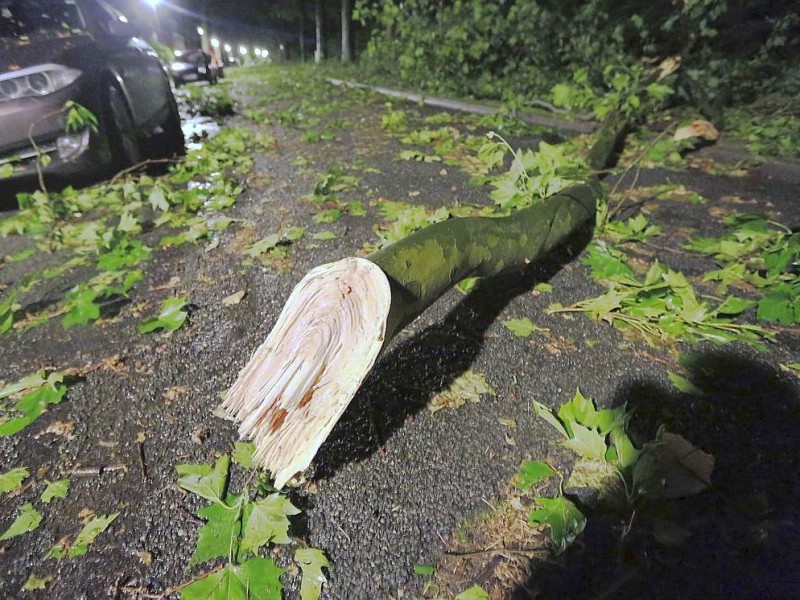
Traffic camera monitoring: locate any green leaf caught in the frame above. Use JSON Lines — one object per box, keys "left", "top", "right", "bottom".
{"left": 563, "top": 422, "right": 608, "bottom": 460}
{"left": 428, "top": 370, "right": 494, "bottom": 413}
{"left": 312, "top": 208, "right": 342, "bottom": 224}
{"left": 455, "top": 584, "right": 490, "bottom": 600}
{"left": 0, "top": 502, "right": 42, "bottom": 540}
{"left": 232, "top": 441, "right": 257, "bottom": 468}
{"left": 533, "top": 400, "right": 570, "bottom": 439}
{"left": 296, "top": 547, "right": 330, "bottom": 600}
{"left": 22, "top": 574, "right": 53, "bottom": 591}
{"left": 414, "top": 564, "right": 435, "bottom": 576}
{"left": 0, "top": 383, "right": 68, "bottom": 437}
{"left": 284, "top": 226, "right": 305, "bottom": 241}
{"left": 62, "top": 287, "right": 100, "bottom": 329}
{"left": 176, "top": 454, "right": 230, "bottom": 503}
{"left": 66, "top": 512, "right": 120, "bottom": 557}
{"left": 757, "top": 291, "right": 795, "bottom": 325}
{"left": 247, "top": 234, "right": 281, "bottom": 257}
{"left": 240, "top": 493, "right": 301, "bottom": 555}
{"left": 312, "top": 230, "right": 336, "bottom": 241}
{"left": 0, "top": 467, "right": 29, "bottom": 495}
{"left": 149, "top": 186, "right": 169, "bottom": 212}
{"left": 515, "top": 461, "right": 555, "bottom": 491}
{"left": 138, "top": 296, "right": 189, "bottom": 333}
{"left": 41, "top": 478, "right": 71, "bottom": 503}
{"left": 667, "top": 371, "right": 704, "bottom": 396}
{"left": 529, "top": 496, "right": 586, "bottom": 553}
{"left": 191, "top": 496, "right": 243, "bottom": 566}
{"left": 181, "top": 557, "right": 284, "bottom": 600}
{"left": 503, "top": 317, "right": 535, "bottom": 337}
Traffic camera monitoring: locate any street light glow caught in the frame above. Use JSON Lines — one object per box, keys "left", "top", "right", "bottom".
{"left": 239, "top": 45, "right": 247, "bottom": 55}
{"left": 224, "top": 43, "right": 232, "bottom": 53}
{"left": 196, "top": 26, "right": 204, "bottom": 36}
{"left": 144, "top": 0, "right": 161, "bottom": 7}
{"left": 211, "top": 38, "right": 220, "bottom": 48}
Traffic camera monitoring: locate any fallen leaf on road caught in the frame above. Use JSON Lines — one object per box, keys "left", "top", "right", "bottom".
{"left": 222, "top": 290, "right": 246, "bottom": 306}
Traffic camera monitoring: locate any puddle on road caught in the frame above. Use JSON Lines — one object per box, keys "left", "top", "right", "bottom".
{"left": 181, "top": 115, "right": 221, "bottom": 152}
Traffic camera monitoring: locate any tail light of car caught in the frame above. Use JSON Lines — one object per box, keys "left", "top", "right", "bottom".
{"left": 0, "top": 64, "right": 82, "bottom": 101}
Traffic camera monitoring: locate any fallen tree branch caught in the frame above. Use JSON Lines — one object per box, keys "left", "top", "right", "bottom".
{"left": 224, "top": 114, "right": 628, "bottom": 488}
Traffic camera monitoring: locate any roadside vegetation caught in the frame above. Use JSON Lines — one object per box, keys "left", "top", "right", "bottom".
{"left": 1, "top": 5, "right": 799, "bottom": 593}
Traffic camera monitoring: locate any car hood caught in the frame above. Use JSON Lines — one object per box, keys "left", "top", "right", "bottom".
{"left": 0, "top": 33, "right": 94, "bottom": 73}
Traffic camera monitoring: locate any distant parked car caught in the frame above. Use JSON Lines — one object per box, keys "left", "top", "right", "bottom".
{"left": 0, "top": 0, "right": 184, "bottom": 196}
{"left": 169, "top": 50, "right": 222, "bottom": 86}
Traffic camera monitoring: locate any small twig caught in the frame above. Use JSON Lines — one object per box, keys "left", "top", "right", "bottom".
{"left": 70, "top": 463, "right": 128, "bottom": 477}
{"left": 110, "top": 157, "right": 181, "bottom": 184}
{"left": 138, "top": 441, "right": 148, "bottom": 480}
{"left": 445, "top": 546, "right": 549, "bottom": 559}
{"left": 607, "top": 121, "right": 680, "bottom": 222}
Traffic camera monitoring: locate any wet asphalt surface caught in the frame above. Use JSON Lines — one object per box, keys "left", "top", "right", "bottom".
{"left": 1, "top": 69, "right": 799, "bottom": 599}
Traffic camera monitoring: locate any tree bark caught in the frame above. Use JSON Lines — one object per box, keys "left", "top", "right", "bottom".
{"left": 314, "top": 0, "right": 323, "bottom": 63}
{"left": 341, "top": 0, "right": 352, "bottom": 63}
{"left": 224, "top": 114, "right": 627, "bottom": 488}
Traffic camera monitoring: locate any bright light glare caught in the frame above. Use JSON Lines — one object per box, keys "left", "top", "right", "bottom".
{"left": 264, "top": 49, "right": 269, "bottom": 57}
{"left": 174, "top": 49, "right": 183, "bottom": 56}
{"left": 196, "top": 26, "right": 204, "bottom": 36}
{"left": 239, "top": 45, "right": 247, "bottom": 55}
{"left": 144, "top": 0, "right": 161, "bottom": 7}
{"left": 224, "top": 43, "right": 232, "bottom": 52}
{"left": 211, "top": 38, "right": 220, "bottom": 48}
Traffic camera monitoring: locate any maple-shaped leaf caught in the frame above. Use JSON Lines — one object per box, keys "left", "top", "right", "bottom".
{"left": 191, "top": 495, "right": 243, "bottom": 566}
{"left": 0, "top": 467, "right": 29, "bottom": 495}
{"left": 0, "top": 383, "right": 68, "bottom": 437}
{"left": 295, "top": 548, "right": 329, "bottom": 600}
{"left": 515, "top": 460, "right": 555, "bottom": 491}
{"left": 62, "top": 287, "right": 100, "bottom": 329}
{"left": 632, "top": 432, "right": 714, "bottom": 500}
{"left": 41, "top": 478, "right": 71, "bottom": 503}
{"left": 176, "top": 454, "right": 230, "bottom": 504}
{"left": 138, "top": 296, "right": 189, "bottom": 333}
{"left": 232, "top": 441, "right": 257, "bottom": 468}
{"left": 0, "top": 502, "right": 42, "bottom": 540}
{"left": 240, "top": 493, "right": 301, "bottom": 556}
{"left": 181, "top": 557, "right": 284, "bottom": 600}
{"left": 529, "top": 496, "right": 586, "bottom": 553}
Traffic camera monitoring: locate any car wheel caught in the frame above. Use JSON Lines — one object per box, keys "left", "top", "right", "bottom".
{"left": 105, "top": 83, "right": 142, "bottom": 169}
{"left": 156, "top": 93, "right": 186, "bottom": 159}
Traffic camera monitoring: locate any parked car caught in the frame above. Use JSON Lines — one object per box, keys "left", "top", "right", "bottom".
{"left": 0, "top": 0, "right": 185, "bottom": 197}
{"left": 169, "top": 49, "right": 222, "bottom": 86}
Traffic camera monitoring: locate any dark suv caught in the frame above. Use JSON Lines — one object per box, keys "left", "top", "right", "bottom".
{"left": 0, "top": 0, "right": 184, "bottom": 195}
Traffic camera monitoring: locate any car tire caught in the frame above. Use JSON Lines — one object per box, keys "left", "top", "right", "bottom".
{"left": 156, "top": 92, "right": 185, "bottom": 159}
{"left": 105, "top": 83, "right": 142, "bottom": 169}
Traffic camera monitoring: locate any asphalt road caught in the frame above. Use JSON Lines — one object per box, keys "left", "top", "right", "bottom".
{"left": 1, "top": 67, "right": 799, "bottom": 599}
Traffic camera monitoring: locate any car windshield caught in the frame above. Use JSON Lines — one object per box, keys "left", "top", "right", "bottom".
{"left": 0, "top": 0, "right": 86, "bottom": 40}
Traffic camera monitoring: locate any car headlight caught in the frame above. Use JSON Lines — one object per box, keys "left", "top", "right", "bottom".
{"left": 0, "top": 64, "right": 82, "bottom": 101}
{"left": 170, "top": 62, "right": 192, "bottom": 71}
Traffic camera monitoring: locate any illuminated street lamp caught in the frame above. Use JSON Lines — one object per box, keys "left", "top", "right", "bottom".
{"left": 224, "top": 43, "right": 232, "bottom": 53}
{"left": 211, "top": 37, "right": 220, "bottom": 48}
{"left": 196, "top": 26, "right": 204, "bottom": 36}
{"left": 239, "top": 45, "right": 248, "bottom": 55}
{"left": 144, "top": 0, "right": 162, "bottom": 42}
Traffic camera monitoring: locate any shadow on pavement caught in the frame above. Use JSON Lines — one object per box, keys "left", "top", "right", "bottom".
{"left": 313, "top": 226, "right": 594, "bottom": 481}
{"left": 515, "top": 349, "right": 800, "bottom": 599}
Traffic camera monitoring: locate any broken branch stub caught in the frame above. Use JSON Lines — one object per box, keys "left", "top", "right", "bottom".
{"left": 225, "top": 114, "right": 628, "bottom": 487}
{"left": 223, "top": 258, "right": 391, "bottom": 489}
